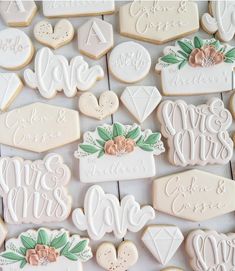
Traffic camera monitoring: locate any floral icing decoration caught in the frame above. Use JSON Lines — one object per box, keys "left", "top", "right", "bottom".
{"left": 157, "top": 36, "right": 235, "bottom": 70}
{"left": 0, "top": 228, "right": 92, "bottom": 269}
{"left": 74, "top": 122, "right": 165, "bottom": 159}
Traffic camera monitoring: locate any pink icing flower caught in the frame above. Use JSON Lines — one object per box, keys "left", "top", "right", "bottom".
{"left": 104, "top": 136, "right": 135, "bottom": 155}
{"left": 189, "top": 45, "right": 224, "bottom": 67}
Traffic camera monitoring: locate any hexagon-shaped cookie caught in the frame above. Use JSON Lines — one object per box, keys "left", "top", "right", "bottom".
{"left": 0, "top": 0, "right": 37, "bottom": 27}
{"left": 78, "top": 18, "right": 113, "bottom": 59}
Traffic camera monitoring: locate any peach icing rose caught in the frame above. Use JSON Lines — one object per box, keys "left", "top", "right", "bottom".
{"left": 26, "top": 245, "right": 59, "bottom": 266}
{"left": 189, "top": 45, "right": 224, "bottom": 67}
{"left": 104, "top": 136, "right": 135, "bottom": 155}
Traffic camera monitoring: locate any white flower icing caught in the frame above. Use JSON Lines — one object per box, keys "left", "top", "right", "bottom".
{"left": 24, "top": 47, "right": 104, "bottom": 99}
{"left": 72, "top": 185, "right": 155, "bottom": 240}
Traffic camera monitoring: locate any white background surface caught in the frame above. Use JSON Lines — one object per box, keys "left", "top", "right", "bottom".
{"left": 0, "top": 1, "right": 234, "bottom": 271}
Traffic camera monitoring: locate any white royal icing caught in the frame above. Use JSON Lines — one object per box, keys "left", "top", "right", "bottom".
{"left": 0, "top": 73, "right": 23, "bottom": 111}
{"left": 43, "top": 0, "right": 115, "bottom": 17}
{"left": 109, "top": 41, "right": 151, "bottom": 83}
{"left": 155, "top": 36, "right": 235, "bottom": 95}
{"left": 157, "top": 98, "right": 233, "bottom": 166}
{"left": 0, "top": 28, "right": 33, "bottom": 70}
{"left": 72, "top": 185, "right": 155, "bottom": 240}
{"left": 0, "top": 228, "right": 92, "bottom": 271}
{"left": 186, "top": 230, "right": 235, "bottom": 271}
{"left": 24, "top": 47, "right": 104, "bottom": 99}
{"left": 202, "top": 1, "right": 235, "bottom": 42}
{"left": 121, "top": 86, "right": 162, "bottom": 123}
{"left": 0, "top": 153, "right": 72, "bottom": 224}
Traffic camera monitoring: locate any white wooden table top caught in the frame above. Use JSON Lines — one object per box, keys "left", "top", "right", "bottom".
{"left": 0, "top": 1, "right": 234, "bottom": 271}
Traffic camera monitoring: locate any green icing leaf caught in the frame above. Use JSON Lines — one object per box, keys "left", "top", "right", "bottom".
{"left": 177, "top": 40, "right": 193, "bottom": 54}
{"left": 37, "top": 229, "right": 49, "bottom": 245}
{"left": 96, "top": 139, "right": 105, "bottom": 147}
{"left": 179, "top": 60, "right": 187, "bottom": 70}
{"left": 20, "top": 235, "right": 36, "bottom": 249}
{"left": 1, "top": 252, "right": 24, "bottom": 261}
{"left": 225, "top": 48, "right": 235, "bottom": 58}
{"left": 225, "top": 58, "right": 234, "bottom": 63}
{"left": 69, "top": 240, "right": 88, "bottom": 254}
{"left": 63, "top": 252, "right": 78, "bottom": 261}
{"left": 113, "top": 123, "right": 124, "bottom": 138}
{"left": 80, "top": 144, "right": 99, "bottom": 154}
{"left": 60, "top": 242, "right": 70, "bottom": 256}
{"left": 98, "top": 150, "right": 105, "bottom": 158}
{"left": 144, "top": 133, "right": 161, "bottom": 145}
{"left": 20, "top": 259, "right": 27, "bottom": 269}
{"left": 97, "top": 127, "right": 112, "bottom": 141}
{"left": 51, "top": 233, "right": 68, "bottom": 249}
{"left": 210, "top": 40, "right": 220, "bottom": 49}
{"left": 126, "top": 127, "right": 141, "bottom": 140}
{"left": 177, "top": 50, "right": 189, "bottom": 59}
{"left": 19, "top": 247, "right": 27, "bottom": 256}
{"left": 137, "top": 144, "right": 154, "bottom": 152}
{"left": 161, "top": 54, "right": 181, "bottom": 64}
{"left": 194, "top": 36, "right": 204, "bottom": 49}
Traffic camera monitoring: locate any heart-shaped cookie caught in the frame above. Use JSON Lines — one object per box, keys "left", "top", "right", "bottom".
{"left": 78, "top": 91, "right": 119, "bottom": 120}
{"left": 96, "top": 241, "right": 138, "bottom": 271}
{"left": 34, "top": 19, "right": 74, "bottom": 49}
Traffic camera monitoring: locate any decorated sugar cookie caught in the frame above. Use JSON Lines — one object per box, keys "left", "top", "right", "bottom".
{"left": 229, "top": 92, "right": 235, "bottom": 119}
{"left": 119, "top": 0, "right": 199, "bottom": 44}
{"left": 153, "top": 169, "right": 235, "bottom": 221}
{"left": 96, "top": 241, "right": 138, "bottom": 271}
{"left": 24, "top": 47, "right": 104, "bottom": 99}
{"left": 0, "top": 102, "right": 80, "bottom": 152}
{"left": 34, "top": 19, "right": 74, "bottom": 49}
{"left": 0, "top": 0, "right": 37, "bottom": 27}
{"left": 157, "top": 98, "right": 233, "bottom": 166}
{"left": 202, "top": 1, "right": 235, "bottom": 42}
{"left": 78, "top": 18, "right": 113, "bottom": 59}
{"left": 74, "top": 122, "right": 165, "bottom": 183}
{"left": 43, "top": 0, "right": 115, "bottom": 17}
{"left": 78, "top": 91, "right": 119, "bottom": 120}
{"left": 72, "top": 185, "right": 155, "bottom": 240}
{"left": 186, "top": 230, "right": 235, "bottom": 271}
{"left": 142, "top": 225, "right": 184, "bottom": 265}
{"left": 0, "top": 73, "right": 23, "bottom": 111}
{"left": 109, "top": 41, "right": 151, "bottom": 83}
{"left": 0, "top": 228, "right": 92, "bottom": 271}
{"left": 121, "top": 86, "right": 162, "bottom": 123}
{"left": 0, "top": 153, "right": 72, "bottom": 224}
{"left": 0, "top": 28, "right": 34, "bottom": 70}
{"left": 155, "top": 36, "right": 235, "bottom": 95}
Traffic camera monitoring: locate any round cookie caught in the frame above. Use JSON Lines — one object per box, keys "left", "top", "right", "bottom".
{"left": 108, "top": 41, "right": 151, "bottom": 83}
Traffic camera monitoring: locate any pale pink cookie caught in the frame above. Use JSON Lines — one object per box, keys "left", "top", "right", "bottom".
{"left": 153, "top": 169, "right": 235, "bottom": 221}
{"left": 0, "top": 228, "right": 92, "bottom": 271}
{"left": 0, "top": 102, "right": 80, "bottom": 152}
{"left": 24, "top": 47, "right": 104, "bottom": 99}
{"left": 142, "top": 225, "right": 184, "bottom": 265}
{"left": 229, "top": 92, "right": 235, "bottom": 119}
{"left": 119, "top": 0, "right": 199, "bottom": 44}
{"left": 34, "top": 19, "right": 74, "bottom": 49}
{"left": 78, "top": 91, "right": 119, "bottom": 120}
{"left": 157, "top": 98, "right": 233, "bottom": 166}
{"left": 72, "top": 185, "right": 155, "bottom": 240}
{"left": 0, "top": 0, "right": 37, "bottom": 27}
{"left": 78, "top": 18, "right": 113, "bottom": 59}
{"left": 0, "top": 153, "right": 72, "bottom": 224}
{"left": 96, "top": 241, "right": 138, "bottom": 271}
{"left": 0, "top": 73, "right": 23, "bottom": 111}
{"left": 74, "top": 122, "right": 165, "bottom": 182}
{"left": 155, "top": 36, "right": 235, "bottom": 95}
{"left": 0, "top": 28, "right": 34, "bottom": 70}
{"left": 202, "top": 1, "right": 235, "bottom": 42}
{"left": 121, "top": 86, "right": 162, "bottom": 123}
{"left": 109, "top": 41, "right": 151, "bottom": 83}
{"left": 43, "top": 0, "right": 115, "bottom": 17}
{"left": 186, "top": 229, "right": 235, "bottom": 271}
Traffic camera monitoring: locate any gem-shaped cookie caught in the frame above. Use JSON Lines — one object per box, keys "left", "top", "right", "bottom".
{"left": 155, "top": 36, "right": 235, "bottom": 95}
{"left": 74, "top": 122, "right": 165, "bottom": 182}
{"left": 72, "top": 185, "right": 155, "bottom": 240}
{"left": 157, "top": 98, "right": 233, "bottom": 166}
{"left": 24, "top": 47, "right": 104, "bottom": 99}
{"left": 119, "top": 0, "right": 199, "bottom": 44}
{"left": 0, "top": 102, "right": 80, "bottom": 152}
{"left": 0, "top": 0, "right": 37, "bottom": 27}
{"left": 78, "top": 18, "right": 113, "bottom": 59}
{"left": 0, "top": 228, "right": 92, "bottom": 271}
